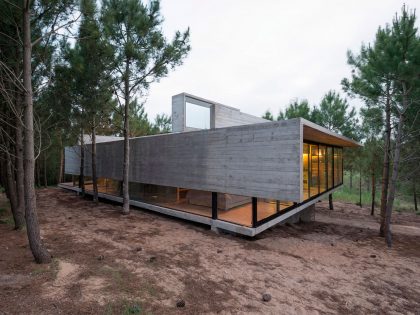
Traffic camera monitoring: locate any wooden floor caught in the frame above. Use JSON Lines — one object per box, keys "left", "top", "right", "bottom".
{"left": 158, "top": 199, "right": 293, "bottom": 227}
{"left": 304, "top": 187, "right": 329, "bottom": 200}
{"left": 63, "top": 183, "right": 294, "bottom": 227}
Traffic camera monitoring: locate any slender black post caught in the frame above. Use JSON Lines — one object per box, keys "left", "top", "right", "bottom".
{"left": 252, "top": 197, "right": 258, "bottom": 227}
{"left": 212, "top": 192, "right": 217, "bottom": 220}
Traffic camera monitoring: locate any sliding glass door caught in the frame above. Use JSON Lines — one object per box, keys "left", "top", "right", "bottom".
{"left": 302, "top": 142, "right": 343, "bottom": 200}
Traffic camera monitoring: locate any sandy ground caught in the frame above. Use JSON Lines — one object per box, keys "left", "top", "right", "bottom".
{"left": 0, "top": 188, "right": 419, "bottom": 315}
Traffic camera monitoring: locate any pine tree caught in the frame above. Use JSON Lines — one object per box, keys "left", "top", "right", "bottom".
{"left": 262, "top": 110, "right": 274, "bottom": 121}
{"left": 71, "top": 0, "right": 114, "bottom": 203}
{"left": 101, "top": 0, "right": 190, "bottom": 214}
{"left": 343, "top": 5, "right": 420, "bottom": 246}
{"left": 311, "top": 91, "right": 359, "bottom": 138}
{"left": 278, "top": 99, "right": 312, "bottom": 120}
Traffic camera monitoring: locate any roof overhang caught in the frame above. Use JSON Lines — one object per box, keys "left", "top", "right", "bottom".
{"left": 301, "top": 118, "right": 361, "bottom": 147}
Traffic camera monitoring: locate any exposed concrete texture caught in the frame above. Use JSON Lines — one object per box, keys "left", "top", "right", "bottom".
{"left": 299, "top": 204, "right": 315, "bottom": 222}
{"left": 172, "top": 93, "right": 267, "bottom": 132}
{"left": 65, "top": 118, "right": 302, "bottom": 202}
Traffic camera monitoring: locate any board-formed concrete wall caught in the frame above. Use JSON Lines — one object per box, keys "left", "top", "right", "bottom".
{"left": 214, "top": 103, "right": 267, "bottom": 129}
{"left": 65, "top": 118, "right": 302, "bottom": 202}
{"left": 172, "top": 93, "right": 267, "bottom": 132}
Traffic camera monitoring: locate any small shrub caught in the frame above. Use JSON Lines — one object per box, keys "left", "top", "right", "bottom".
{"left": 125, "top": 304, "right": 141, "bottom": 314}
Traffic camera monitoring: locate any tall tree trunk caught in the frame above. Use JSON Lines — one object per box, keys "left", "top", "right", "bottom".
{"left": 385, "top": 83, "right": 407, "bottom": 248}
{"left": 6, "top": 161, "right": 24, "bottom": 229}
{"left": 380, "top": 85, "right": 391, "bottom": 236}
{"left": 22, "top": 2, "right": 51, "bottom": 263}
{"left": 43, "top": 153, "right": 48, "bottom": 188}
{"left": 4, "top": 147, "right": 25, "bottom": 229}
{"left": 350, "top": 168, "right": 353, "bottom": 189}
{"left": 15, "top": 46, "right": 25, "bottom": 226}
{"left": 329, "top": 193, "right": 333, "bottom": 210}
{"left": 371, "top": 164, "right": 375, "bottom": 216}
{"left": 413, "top": 180, "right": 418, "bottom": 212}
{"left": 79, "top": 127, "right": 85, "bottom": 197}
{"left": 36, "top": 158, "right": 41, "bottom": 187}
{"left": 92, "top": 120, "right": 98, "bottom": 203}
{"left": 122, "top": 58, "right": 130, "bottom": 215}
{"left": 15, "top": 114, "right": 25, "bottom": 229}
{"left": 58, "top": 131, "right": 64, "bottom": 184}
{"left": 359, "top": 169, "right": 362, "bottom": 208}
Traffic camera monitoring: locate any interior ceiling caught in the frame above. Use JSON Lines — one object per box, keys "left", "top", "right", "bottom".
{"left": 303, "top": 125, "right": 361, "bottom": 147}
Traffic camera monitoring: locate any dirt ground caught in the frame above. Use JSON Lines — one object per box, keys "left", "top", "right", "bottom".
{"left": 1, "top": 188, "right": 420, "bottom": 315}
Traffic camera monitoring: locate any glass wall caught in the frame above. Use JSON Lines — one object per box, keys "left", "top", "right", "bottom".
{"left": 84, "top": 177, "right": 121, "bottom": 195}
{"left": 310, "top": 144, "right": 319, "bottom": 197}
{"left": 319, "top": 145, "right": 327, "bottom": 193}
{"left": 333, "top": 148, "right": 343, "bottom": 186}
{"left": 256, "top": 199, "right": 294, "bottom": 222}
{"left": 186, "top": 102, "right": 211, "bottom": 129}
{"left": 302, "top": 142, "right": 343, "bottom": 201}
{"left": 130, "top": 183, "right": 213, "bottom": 218}
{"left": 327, "top": 147, "right": 333, "bottom": 189}
{"left": 303, "top": 143, "right": 309, "bottom": 200}
{"left": 217, "top": 193, "right": 252, "bottom": 227}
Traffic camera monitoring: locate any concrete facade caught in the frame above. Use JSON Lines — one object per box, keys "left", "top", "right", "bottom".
{"left": 63, "top": 92, "right": 360, "bottom": 236}
{"left": 65, "top": 118, "right": 302, "bottom": 202}
{"left": 172, "top": 93, "right": 267, "bottom": 133}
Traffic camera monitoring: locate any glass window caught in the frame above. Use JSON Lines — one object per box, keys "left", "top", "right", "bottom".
{"left": 337, "top": 148, "right": 343, "bottom": 185}
{"left": 84, "top": 177, "right": 121, "bottom": 196}
{"left": 217, "top": 193, "right": 252, "bottom": 227}
{"left": 319, "top": 145, "right": 327, "bottom": 193}
{"left": 334, "top": 148, "right": 340, "bottom": 186}
{"left": 130, "top": 183, "right": 213, "bottom": 218}
{"left": 257, "top": 199, "right": 294, "bottom": 222}
{"left": 327, "top": 147, "right": 333, "bottom": 189}
{"left": 310, "top": 144, "right": 319, "bottom": 197}
{"left": 186, "top": 102, "right": 210, "bottom": 129}
{"left": 303, "top": 143, "right": 309, "bottom": 200}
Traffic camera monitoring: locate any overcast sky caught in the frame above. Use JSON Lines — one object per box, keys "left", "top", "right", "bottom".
{"left": 143, "top": 0, "right": 418, "bottom": 120}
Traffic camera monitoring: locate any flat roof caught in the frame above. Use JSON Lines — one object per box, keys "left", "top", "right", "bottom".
{"left": 301, "top": 118, "right": 361, "bottom": 147}
{"left": 79, "top": 118, "right": 361, "bottom": 148}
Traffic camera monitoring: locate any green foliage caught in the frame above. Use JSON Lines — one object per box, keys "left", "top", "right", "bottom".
{"left": 278, "top": 99, "right": 311, "bottom": 120}
{"left": 128, "top": 100, "right": 153, "bottom": 137}
{"left": 311, "top": 91, "right": 359, "bottom": 139}
{"left": 262, "top": 110, "right": 274, "bottom": 121}
{"left": 332, "top": 173, "right": 415, "bottom": 212}
{"left": 151, "top": 113, "right": 171, "bottom": 134}
{"left": 101, "top": 0, "right": 190, "bottom": 97}
{"left": 69, "top": 0, "right": 115, "bottom": 131}
{"left": 124, "top": 304, "right": 142, "bottom": 314}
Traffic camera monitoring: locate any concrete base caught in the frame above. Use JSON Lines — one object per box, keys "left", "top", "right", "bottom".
{"left": 59, "top": 183, "right": 331, "bottom": 237}
{"left": 299, "top": 204, "right": 315, "bottom": 223}
{"left": 211, "top": 226, "right": 222, "bottom": 234}
{"left": 283, "top": 204, "right": 315, "bottom": 225}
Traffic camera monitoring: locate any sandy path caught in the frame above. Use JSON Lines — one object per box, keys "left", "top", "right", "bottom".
{"left": 0, "top": 188, "right": 419, "bottom": 314}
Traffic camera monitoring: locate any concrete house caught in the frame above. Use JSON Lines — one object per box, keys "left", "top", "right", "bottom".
{"left": 60, "top": 93, "right": 360, "bottom": 236}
